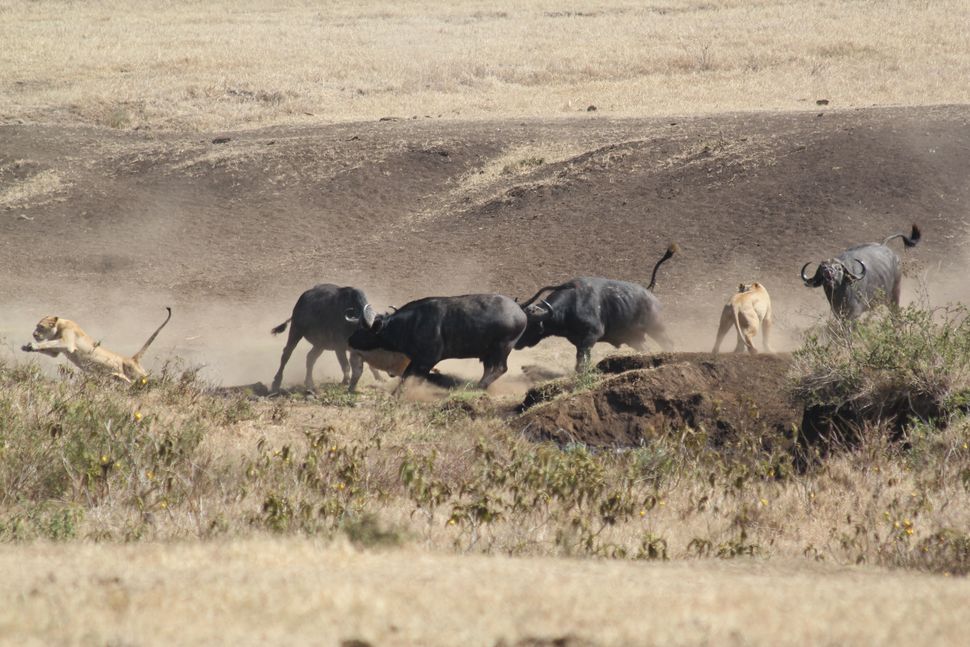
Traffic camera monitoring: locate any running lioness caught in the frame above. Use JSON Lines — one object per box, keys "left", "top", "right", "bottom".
{"left": 22, "top": 307, "right": 172, "bottom": 382}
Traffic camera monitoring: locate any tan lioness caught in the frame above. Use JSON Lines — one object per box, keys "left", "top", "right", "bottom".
{"left": 712, "top": 283, "right": 772, "bottom": 354}
{"left": 22, "top": 308, "right": 172, "bottom": 382}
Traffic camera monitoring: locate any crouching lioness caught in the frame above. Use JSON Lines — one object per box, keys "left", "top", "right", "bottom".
{"left": 22, "top": 307, "right": 172, "bottom": 382}
{"left": 712, "top": 283, "right": 772, "bottom": 354}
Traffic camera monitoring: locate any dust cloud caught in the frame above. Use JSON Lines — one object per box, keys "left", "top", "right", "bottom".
{"left": 3, "top": 237, "right": 968, "bottom": 396}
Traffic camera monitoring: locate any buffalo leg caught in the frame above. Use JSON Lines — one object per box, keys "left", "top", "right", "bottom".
{"left": 304, "top": 345, "right": 325, "bottom": 391}
{"left": 575, "top": 345, "right": 593, "bottom": 372}
{"left": 347, "top": 351, "right": 366, "bottom": 392}
{"left": 271, "top": 327, "right": 303, "bottom": 393}
{"left": 334, "top": 348, "right": 352, "bottom": 385}
{"left": 478, "top": 345, "right": 512, "bottom": 390}
{"left": 368, "top": 365, "right": 386, "bottom": 382}
{"left": 394, "top": 363, "right": 432, "bottom": 396}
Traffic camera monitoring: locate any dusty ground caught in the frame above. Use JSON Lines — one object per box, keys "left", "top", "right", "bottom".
{"left": 3, "top": 105, "right": 969, "bottom": 386}
{"left": 1, "top": 538, "right": 967, "bottom": 647}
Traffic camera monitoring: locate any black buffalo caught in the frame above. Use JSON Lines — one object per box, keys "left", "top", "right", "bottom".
{"left": 516, "top": 244, "right": 678, "bottom": 370}
{"left": 270, "top": 284, "right": 403, "bottom": 393}
{"left": 801, "top": 225, "right": 920, "bottom": 319}
{"left": 347, "top": 294, "right": 527, "bottom": 391}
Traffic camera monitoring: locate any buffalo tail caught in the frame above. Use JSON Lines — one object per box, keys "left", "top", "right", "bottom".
{"left": 270, "top": 318, "right": 291, "bottom": 335}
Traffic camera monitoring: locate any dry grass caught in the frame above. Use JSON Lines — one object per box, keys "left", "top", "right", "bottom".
{"left": 2, "top": 332, "right": 970, "bottom": 641}
{"left": 0, "top": 162, "right": 68, "bottom": 209}
{"left": 2, "top": 356, "right": 968, "bottom": 574}
{"left": 2, "top": 0, "right": 968, "bottom": 131}
{"left": 2, "top": 537, "right": 968, "bottom": 646}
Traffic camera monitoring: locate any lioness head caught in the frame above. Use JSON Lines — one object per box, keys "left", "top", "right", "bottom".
{"left": 32, "top": 316, "right": 60, "bottom": 342}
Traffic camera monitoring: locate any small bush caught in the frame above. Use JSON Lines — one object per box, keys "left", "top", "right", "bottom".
{"left": 791, "top": 305, "right": 970, "bottom": 436}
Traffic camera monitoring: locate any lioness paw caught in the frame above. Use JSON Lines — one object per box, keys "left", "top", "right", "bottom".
{"left": 21, "top": 343, "right": 33, "bottom": 352}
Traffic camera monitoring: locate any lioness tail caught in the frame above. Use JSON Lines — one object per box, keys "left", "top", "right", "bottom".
{"left": 132, "top": 307, "right": 173, "bottom": 362}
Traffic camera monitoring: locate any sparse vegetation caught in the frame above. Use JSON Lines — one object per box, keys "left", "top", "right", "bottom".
{"left": 3, "top": 337, "right": 969, "bottom": 577}
{"left": 791, "top": 304, "right": 970, "bottom": 445}
{"left": 2, "top": 0, "right": 968, "bottom": 131}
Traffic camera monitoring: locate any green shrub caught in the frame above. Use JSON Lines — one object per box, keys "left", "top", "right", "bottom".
{"left": 791, "top": 304, "right": 970, "bottom": 427}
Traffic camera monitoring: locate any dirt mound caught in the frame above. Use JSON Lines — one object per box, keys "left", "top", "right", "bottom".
{"left": 516, "top": 353, "right": 797, "bottom": 448}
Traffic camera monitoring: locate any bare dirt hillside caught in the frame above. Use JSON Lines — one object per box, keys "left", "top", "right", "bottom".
{"left": 2, "top": 105, "right": 969, "bottom": 383}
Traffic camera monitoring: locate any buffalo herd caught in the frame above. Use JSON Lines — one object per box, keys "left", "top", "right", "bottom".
{"left": 268, "top": 226, "right": 921, "bottom": 394}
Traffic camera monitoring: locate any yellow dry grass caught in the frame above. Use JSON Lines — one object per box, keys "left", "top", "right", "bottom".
{"left": 1, "top": 0, "right": 968, "bottom": 131}
{"left": 2, "top": 537, "right": 968, "bottom": 646}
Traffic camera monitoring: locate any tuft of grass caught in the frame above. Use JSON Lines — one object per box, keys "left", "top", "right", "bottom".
{"left": 500, "top": 156, "right": 545, "bottom": 175}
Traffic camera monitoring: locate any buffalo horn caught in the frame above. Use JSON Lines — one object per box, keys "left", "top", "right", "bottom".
{"left": 362, "top": 303, "right": 377, "bottom": 328}
{"left": 800, "top": 262, "right": 820, "bottom": 287}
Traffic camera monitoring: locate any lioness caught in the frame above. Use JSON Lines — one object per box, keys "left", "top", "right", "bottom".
{"left": 712, "top": 283, "right": 772, "bottom": 354}
{"left": 22, "top": 307, "right": 172, "bottom": 382}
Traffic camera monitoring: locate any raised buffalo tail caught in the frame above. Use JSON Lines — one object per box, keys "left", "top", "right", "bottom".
{"left": 883, "top": 224, "right": 921, "bottom": 248}
{"left": 519, "top": 283, "right": 571, "bottom": 308}
{"left": 647, "top": 242, "right": 679, "bottom": 291}
{"left": 270, "top": 318, "right": 291, "bottom": 335}
{"left": 903, "top": 224, "right": 921, "bottom": 247}
{"left": 133, "top": 307, "right": 173, "bottom": 362}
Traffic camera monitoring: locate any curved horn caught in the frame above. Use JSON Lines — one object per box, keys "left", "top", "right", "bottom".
{"left": 535, "top": 298, "right": 554, "bottom": 314}
{"left": 519, "top": 283, "right": 571, "bottom": 309}
{"left": 801, "top": 262, "right": 820, "bottom": 287}
{"left": 344, "top": 307, "right": 361, "bottom": 324}
{"left": 844, "top": 259, "right": 866, "bottom": 282}
{"left": 361, "top": 303, "right": 377, "bottom": 328}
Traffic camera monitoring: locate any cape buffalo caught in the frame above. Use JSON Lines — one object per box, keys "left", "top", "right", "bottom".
{"left": 347, "top": 294, "right": 527, "bottom": 391}
{"left": 516, "top": 244, "right": 678, "bottom": 370}
{"left": 801, "top": 225, "right": 921, "bottom": 319}
{"left": 270, "top": 284, "right": 407, "bottom": 393}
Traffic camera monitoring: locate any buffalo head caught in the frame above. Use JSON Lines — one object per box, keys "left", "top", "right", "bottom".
{"left": 514, "top": 299, "right": 555, "bottom": 350}
{"left": 523, "top": 298, "right": 555, "bottom": 322}
{"left": 801, "top": 258, "right": 866, "bottom": 289}
{"left": 343, "top": 303, "right": 378, "bottom": 329}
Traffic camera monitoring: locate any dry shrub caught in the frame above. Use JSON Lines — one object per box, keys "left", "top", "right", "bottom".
{"left": 791, "top": 304, "right": 970, "bottom": 441}
{"left": 1, "top": 351, "right": 969, "bottom": 575}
